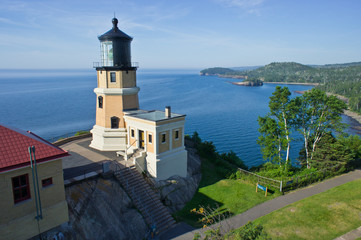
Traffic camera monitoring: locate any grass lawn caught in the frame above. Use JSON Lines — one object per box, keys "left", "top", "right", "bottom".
{"left": 174, "top": 156, "right": 282, "bottom": 227}
{"left": 251, "top": 178, "right": 361, "bottom": 240}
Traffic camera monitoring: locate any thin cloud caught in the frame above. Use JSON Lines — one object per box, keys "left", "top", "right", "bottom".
{"left": 216, "top": 0, "right": 265, "bottom": 14}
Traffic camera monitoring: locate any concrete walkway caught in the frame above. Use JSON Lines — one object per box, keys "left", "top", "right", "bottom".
{"left": 168, "top": 169, "right": 361, "bottom": 240}
{"left": 335, "top": 226, "right": 361, "bottom": 240}
{"left": 59, "top": 138, "right": 361, "bottom": 240}
{"left": 59, "top": 137, "right": 134, "bottom": 184}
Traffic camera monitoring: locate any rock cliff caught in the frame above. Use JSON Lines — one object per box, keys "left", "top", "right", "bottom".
{"left": 46, "top": 178, "right": 148, "bottom": 240}
{"left": 154, "top": 141, "right": 202, "bottom": 213}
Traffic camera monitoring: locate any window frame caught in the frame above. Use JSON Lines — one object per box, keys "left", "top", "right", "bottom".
{"left": 42, "top": 177, "right": 53, "bottom": 188}
{"left": 98, "top": 96, "right": 103, "bottom": 109}
{"left": 111, "top": 116, "right": 119, "bottom": 129}
{"left": 131, "top": 129, "right": 135, "bottom": 138}
{"left": 148, "top": 133, "right": 153, "bottom": 144}
{"left": 161, "top": 133, "right": 166, "bottom": 144}
{"left": 12, "top": 174, "right": 31, "bottom": 204}
{"left": 110, "top": 72, "right": 116, "bottom": 83}
{"left": 174, "top": 129, "right": 179, "bottom": 140}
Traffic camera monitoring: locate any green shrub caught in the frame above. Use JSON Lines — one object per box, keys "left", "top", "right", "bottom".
{"left": 227, "top": 222, "right": 271, "bottom": 240}
{"left": 74, "top": 130, "right": 90, "bottom": 136}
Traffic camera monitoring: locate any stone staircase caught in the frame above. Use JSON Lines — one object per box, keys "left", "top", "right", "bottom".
{"left": 114, "top": 165, "right": 176, "bottom": 235}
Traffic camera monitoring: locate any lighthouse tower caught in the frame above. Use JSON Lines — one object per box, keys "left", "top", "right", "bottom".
{"left": 90, "top": 18, "right": 139, "bottom": 151}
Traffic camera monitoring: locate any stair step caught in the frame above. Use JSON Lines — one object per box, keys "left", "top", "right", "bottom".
{"left": 113, "top": 163, "right": 175, "bottom": 235}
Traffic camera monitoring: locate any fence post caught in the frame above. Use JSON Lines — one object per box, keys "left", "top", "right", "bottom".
{"left": 280, "top": 180, "right": 283, "bottom": 192}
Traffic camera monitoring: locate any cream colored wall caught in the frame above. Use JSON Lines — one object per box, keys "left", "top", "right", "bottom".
{"left": 158, "top": 130, "right": 170, "bottom": 153}
{"left": 97, "top": 70, "right": 136, "bottom": 89}
{"left": 96, "top": 94, "right": 139, "bottom": 128}
{"left": 125, "top": 116, "right": 156, "bottom": 126}
{"left": 97, "top": 70, "right": 107, "bottom": 88}
{"left": 108, "top": 71, "right": 121, "bottom": 88}
{"left": 104, "top": 95, "right": 124, "bottom": 128}
{"left": 95, "top": 69, "right": 139, "bottom": 129}
{"left": 0, "top": 201, "right": 68, "bottom": 240}
{"left": 95, "top": 94, "right": 105, "bottom": 127}
{"left": 157, "top": 116, "right": 185, "bottom": 126}
{"left": 120, "top": 70, "right": 136, "bottom": 88}
{"left": 123, "top": 94, "right": 139, "bottom": 110}
{"left": 0, "top": 159, "right": 68, "bottom": 240}
{"left": 129, "top": 127, "right": 137, "bottom": 146}
{"left": 146, "top": 132, "right": 154, "bottom": 153}
{"left": 172, "top": 128, "right": 183, "bottom": 149}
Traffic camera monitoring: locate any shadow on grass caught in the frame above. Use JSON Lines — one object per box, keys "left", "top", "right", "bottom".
{"left": 174, "top": 192, "right": 234, "bottom": 228}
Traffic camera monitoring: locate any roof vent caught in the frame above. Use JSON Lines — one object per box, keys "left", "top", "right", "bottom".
{"left": 165, "top": 106, "right": 171, "bottom": 118}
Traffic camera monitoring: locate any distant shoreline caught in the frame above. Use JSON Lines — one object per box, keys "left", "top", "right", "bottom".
{"left": 263, "top": 82, "right": 320, "bottom": 86}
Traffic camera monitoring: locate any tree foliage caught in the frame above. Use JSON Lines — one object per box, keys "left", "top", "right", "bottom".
{"left": 201, "top": 61, "right": 361, "bottom": 113}
{"left": 258, "top": 88, "right": 347, "bottom": 170}
{"left": 258, "top": 87, "right": 295, "bottom": 168}
{"left": 293, "top": 89, "right": 347, "bottom": 168}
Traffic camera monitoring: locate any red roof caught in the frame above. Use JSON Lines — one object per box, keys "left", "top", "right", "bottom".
{"left": 0, "top": 125, "right": 69, "bottom": 172}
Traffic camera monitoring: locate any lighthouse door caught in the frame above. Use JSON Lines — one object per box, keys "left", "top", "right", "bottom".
{"left": 138, "top": 130, "right": 145, "bottom": 149}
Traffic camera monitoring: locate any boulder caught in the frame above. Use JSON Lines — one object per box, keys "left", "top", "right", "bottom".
{"left": 154, "top": 144, "right": 202, "bottom": 213}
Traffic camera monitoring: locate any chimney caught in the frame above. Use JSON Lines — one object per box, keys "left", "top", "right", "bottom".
{"left": 165, "top": 106, "right": 171, "bottom": 118}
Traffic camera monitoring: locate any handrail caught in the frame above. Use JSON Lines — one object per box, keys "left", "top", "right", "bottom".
{"left": 127, "top": 139, "right": 137, "bottom": 152}
{"left": 134, "top": 151, "right": 146, "bottom": 172}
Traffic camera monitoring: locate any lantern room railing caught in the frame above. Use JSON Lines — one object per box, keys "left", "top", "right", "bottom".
{"left": 93, "top": 62, "right": 139, "bottom": 68}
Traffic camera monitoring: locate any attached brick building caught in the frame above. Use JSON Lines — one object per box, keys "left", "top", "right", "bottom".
{"left": 0, "top": 125, "right": 69, "bottom": 240}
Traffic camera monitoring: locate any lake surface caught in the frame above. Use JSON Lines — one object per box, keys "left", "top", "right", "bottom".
{"left": 0, "top": 69, "right": 358, "bottom": 167}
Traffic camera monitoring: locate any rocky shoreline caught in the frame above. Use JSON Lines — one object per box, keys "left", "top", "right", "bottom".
{"left": 227, "top": 81, "right": 263, "bottom": 87}
{"left": 263, "top": 81, "right": 320, "bottom": 86}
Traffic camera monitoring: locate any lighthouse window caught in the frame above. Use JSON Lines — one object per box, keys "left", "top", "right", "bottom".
{"left": 110, "top": 72, "right": 116, "bottom": 82}
{"left": 98, "top": 96, "right": 103, "bottom": 108}
{"left": 111, "top": 117, "right": 119, "bottom": 129}
{"left": 100, "top": 41, "right": 113, "bottom": 66}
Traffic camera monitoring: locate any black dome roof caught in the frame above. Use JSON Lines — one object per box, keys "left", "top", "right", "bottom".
{"left": 98, "top": 18, "right": 133, "bottom": 41}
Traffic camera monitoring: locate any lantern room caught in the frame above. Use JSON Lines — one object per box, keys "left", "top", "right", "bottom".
{"left": 97, "top": 18, "right": 133, "bottom": 68}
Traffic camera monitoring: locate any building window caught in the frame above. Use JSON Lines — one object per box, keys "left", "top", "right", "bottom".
{"left": 98, "top": 96, "right": 103, "bottom": 108}
{"left": 161, "top": 133, "right": 166, "bottom": 143}
{"left": 110, "top": 72, "right": 116, "bottom": 82}
{"left": 148, "top": 134, "right": 152, "bottom": 143}
{"left": 131, "top": 129, "right": 135, "bottom": 138}
{"left": 12, "top": 174, "right": 31, "bottom": 204}
{"left": 42, "top": 177, "right": 53, "bottom": 187}
{"left": 175, "top": 130, "right": 179, "bottom": 140}
{"left": 111, "top": 117, "right": 119, "bottom": 129}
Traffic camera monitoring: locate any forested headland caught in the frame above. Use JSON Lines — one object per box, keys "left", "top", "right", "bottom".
{"left": 200, "top": 62, "right": 361, "bottom": 114}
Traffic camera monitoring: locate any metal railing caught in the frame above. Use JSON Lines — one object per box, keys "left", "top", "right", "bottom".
{"left": 49, "top": 129, "right": 91, "bottom": 143}
{"left": 237, "top": 167, "right": 334, "bottom": 192}
{"left": 237, "top": 168, "right": 283, "bottom": 192}
{"left": 93, "top": 62, "right": 139, "bottom": 68}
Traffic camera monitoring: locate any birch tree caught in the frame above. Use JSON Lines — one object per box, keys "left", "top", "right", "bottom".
{"left": 268, "top": 86, "right": 295, "bottom": 167}
{"left": 294, "top": 89, "right": 347, "bottom": 168}
{"left": 257, "top": 116, "right": 286, "bottom": 166}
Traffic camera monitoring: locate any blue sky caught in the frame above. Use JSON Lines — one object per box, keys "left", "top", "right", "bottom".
{"left": 1, "top": 0, "right": 361, "bottom": 69}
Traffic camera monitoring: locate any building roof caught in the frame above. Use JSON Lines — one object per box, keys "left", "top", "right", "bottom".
{"left": 0, "top": 125, "right": 69, "bottom": 172}
{"left": 124, "top": 110, "right": 186, "bottom": 122}
{"left": 98, "top": 18, "right": 133, "bottom": 41}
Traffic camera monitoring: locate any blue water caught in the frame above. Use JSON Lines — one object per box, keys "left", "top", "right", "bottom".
{"left": 0, "top": 69, "right": 358, "bottom": 167}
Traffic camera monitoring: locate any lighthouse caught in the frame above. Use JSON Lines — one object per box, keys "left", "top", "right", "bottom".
{"left": 90, "top": 18, "right": 139, "bottom": 151}
{"left": 90, "top": 18, "right": 187, "bottom": 180}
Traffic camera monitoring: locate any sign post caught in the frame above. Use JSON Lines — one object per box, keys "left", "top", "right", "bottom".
{"left": 256, "top": 183, "right": 268, "bottom": 197}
